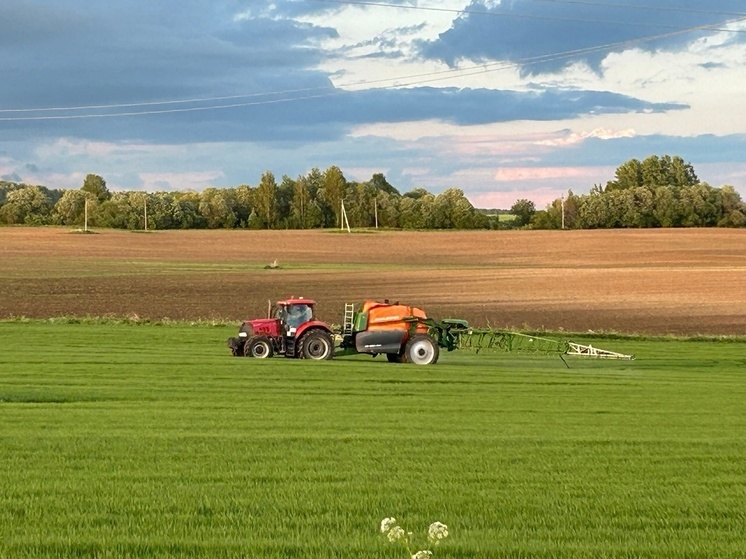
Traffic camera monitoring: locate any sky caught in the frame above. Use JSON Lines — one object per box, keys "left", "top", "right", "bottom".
{"left": 1, "top": 0, "right": 745, "bottom": 208}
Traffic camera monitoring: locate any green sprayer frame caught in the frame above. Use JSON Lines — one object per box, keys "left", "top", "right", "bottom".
{"left": 412, "top": 317, "right": 635, "bottom": 364}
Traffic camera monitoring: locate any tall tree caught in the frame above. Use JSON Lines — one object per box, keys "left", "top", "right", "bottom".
{"left": 290, "top": 175, "right": 312, "bottom": 229}
{"left": 256, "top": 171, "right": 278, "bottom": 229}
{"left": 53, "top": 189, "right": 90, "bottom": 226}
{"left": 81, "top": 174, "right": 111, "bottom": 203}
{"left": 510, "top": 198, "right": 536, "bottom": 227}
{"left": 322, "top": 166, "right": 347, "bottom": 228}
{"left": 606, "top": 159, "right": 643, "bottom": 191}
{"left": 369, "top": 173, "right": 400, "bottom": 196}
{"left": 277, "top": 175, "right": 295, "bottom": 228}
{"left": 199, "top": 188, "right": 237, "bottom": 229}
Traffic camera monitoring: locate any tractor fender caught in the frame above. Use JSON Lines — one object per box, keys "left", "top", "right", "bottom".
{"left": 294, "top": 320, "right": 333, "bottom": 339}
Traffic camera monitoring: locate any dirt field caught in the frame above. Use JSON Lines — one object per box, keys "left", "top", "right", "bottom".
{"left": 1, "top": 227, "right": 745, "bottom": 335}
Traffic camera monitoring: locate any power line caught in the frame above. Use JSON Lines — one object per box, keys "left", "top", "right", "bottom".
{"left": 1, "top": 13, "right": 744, "bottom": 121}
{"left": 0, "top": 89, "right": 332, "bottom": 114}
{"left": 314, "top": 0, "right": 746, "bottom": 33}
{"left": 318, "top": 0, "right": 746, "bottom": 18}
{"left": 529, "top": 0, "right": 746, "bottom": 18}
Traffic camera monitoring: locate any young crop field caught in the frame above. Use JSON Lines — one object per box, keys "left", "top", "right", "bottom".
{"left": 1, "top": 321, "right": 745, "bottom": 558}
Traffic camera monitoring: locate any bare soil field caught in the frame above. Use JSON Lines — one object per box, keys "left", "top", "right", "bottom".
{"left": 1, "top": 227, "right": 745, "bottom": 335}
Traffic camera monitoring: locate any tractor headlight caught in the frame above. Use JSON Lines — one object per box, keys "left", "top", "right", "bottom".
{"left": 238, "top": 332, "right": 248, "bottom": 338}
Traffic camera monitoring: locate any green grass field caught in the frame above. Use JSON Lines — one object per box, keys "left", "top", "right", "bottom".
{"left": 1, "top": 322, "right": 745, "bottom": 558}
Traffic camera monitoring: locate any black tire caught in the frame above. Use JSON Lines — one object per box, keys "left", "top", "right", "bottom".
{"left": 386, "top": 353, "right": 403, "bottom": 363}
{"left": 403, "top": 334, "right": 439, "bottom": 365}
{"left": 244, "top": 336, "right": 274, "bottom": 359}
{"left": 298, "top": 330, "right": 334, "bottom": 360}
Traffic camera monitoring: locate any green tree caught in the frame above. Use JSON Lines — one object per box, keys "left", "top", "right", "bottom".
{"left": 606, "top": 158, "right": 643, "bottom": 191}
{"left": 81, "top": 174, "right": 111, "bottom": 203}
{"left": 345, "top": 182, "right": 377, "bottom": 228}
{"left": 199, "top": 188, "right": 237, "bottom": 229}
{"left": 323, "top": 166, "right": 347, "bottom": 228}
{"left": 374, "top": 191, "right": 400, "bottom": 228}
{"left": 652, "top": 186, "right": 681, "bottom": 227}
{"left": 510, "top": 199, "right": 536, "bottom": 227}
{"left": 679, "top": 183, "right": 721, "bottom": 227}
{"left": 255, "top": 171, "right": 278, "bottom": 229}
{"left": 53, "top": 189, "right": 92, "bottom": 226}
{"left": 369, "top": 173, "right": 400, "bottom": 196}
{"left": 276, "top": 176, "right": 295, "bottom": 228}
{"left": 233, "top": 185, "right": 255, "bottom": 228}
{"left": 620, "top": 187, "right": 656, "bottom": 228}
{"left": 94, "top": 192, "right": 143, "bottom": 229}
{"left": 171, "top": 192, "right": 205, "bottom": 229}
{"left": 606, "top": 155, "right": 698, "bottom": 192}
{"left": 0, "top": 185, "right": 54, "bottom": 225}
{"left": 290, "top": 175, "right": 312, "bottom": 229}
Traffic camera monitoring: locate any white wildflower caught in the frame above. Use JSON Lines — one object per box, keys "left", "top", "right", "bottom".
{"left": 427, "top": 521, "right": 449, "bottom": 543}
{"left": 381, "top": 517, "right": 397, "bottom": 534}
{"left": 387, "top": 525, "right": 406, "bottom": 542}
{"left": 412, "top": 551, "right": 433, "bottom": 559}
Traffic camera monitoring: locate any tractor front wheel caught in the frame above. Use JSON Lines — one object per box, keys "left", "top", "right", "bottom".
{"left": 245, "top": 336, "right": 274, "bottom": 359}
{"left": 299, "top": 330, "right": 334, "bottom": 360}
{"left": 403, "top": 334, "right": 439, "bottom": 365}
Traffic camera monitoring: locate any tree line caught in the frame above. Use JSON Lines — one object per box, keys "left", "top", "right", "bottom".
{"left": 0, "top": 167, "right": 491, "bottom": 230}
{"left": 511, "top": 155, "right": 746, "bottom": 229}
{"left": 1, "top": 156, "right": 744, "bottom": 230}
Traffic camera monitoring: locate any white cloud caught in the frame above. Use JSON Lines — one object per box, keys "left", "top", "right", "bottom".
{"left": 535, "top": 128, "right": 636, "bottom": 147}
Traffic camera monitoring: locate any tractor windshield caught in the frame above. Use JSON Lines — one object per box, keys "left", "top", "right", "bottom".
{"left": 285, "top": 304, "right": 313, "bottom": 329}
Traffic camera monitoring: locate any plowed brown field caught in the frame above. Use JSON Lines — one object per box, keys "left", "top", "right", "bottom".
{"left": 1, "top": 227, "right": 745, "bottom": 334}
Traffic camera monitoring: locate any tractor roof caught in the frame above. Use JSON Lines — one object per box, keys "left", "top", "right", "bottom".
{"left": 277, "top": 297, "right": 316, "bottom": 306}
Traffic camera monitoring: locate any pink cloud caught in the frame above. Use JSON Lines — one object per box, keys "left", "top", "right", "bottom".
{"left": 494, "top": 166, "right": 611, "bottom": 182}
{"left": 534, "top": 128, "right": 636, "bottom": 147}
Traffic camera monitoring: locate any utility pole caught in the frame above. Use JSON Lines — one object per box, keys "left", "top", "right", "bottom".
{"left": 340, "top": 200, "right": 351, "bottom": 233}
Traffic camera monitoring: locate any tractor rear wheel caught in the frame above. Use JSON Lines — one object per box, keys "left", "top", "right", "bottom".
{"left": 245, "top": 336, "right": 274, "bottom": 359}
{"left": 403, "top": 334, "right": 439, "bottom": 365}
{"left": 299, "top": 330, "right": 334, "bottom": 360}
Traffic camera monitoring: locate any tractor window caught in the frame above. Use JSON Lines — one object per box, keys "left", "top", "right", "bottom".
{"left": 286, "top": 304, "right": 313, "bottom": 328}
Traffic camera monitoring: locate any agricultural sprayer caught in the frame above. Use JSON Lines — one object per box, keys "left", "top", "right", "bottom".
{"left": 227, "top": 297, "right": 634, "bottom": 365}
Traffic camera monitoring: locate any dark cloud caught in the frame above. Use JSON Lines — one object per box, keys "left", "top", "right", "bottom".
{"left": 417, "top": 0, "right": 746, "bottom": 74}
{"left": 0, "top": 1, "right": 337, "bottom": 109}
{"left": 0, "top": 85, "right": 686, "bottom": 145}
{"left": 1, "top": 172, "right": 23, "bottom": 182}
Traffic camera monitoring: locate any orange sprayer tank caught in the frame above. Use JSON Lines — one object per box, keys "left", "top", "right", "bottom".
{"left": 361, "top": 300, "right": 430, "bottom": 335}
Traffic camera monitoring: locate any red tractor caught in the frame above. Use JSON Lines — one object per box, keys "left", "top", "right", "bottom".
{"left": 227, "top": 297, "right": 335, "bottom": 360}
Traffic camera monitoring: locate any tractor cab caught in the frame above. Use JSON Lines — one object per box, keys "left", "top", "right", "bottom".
{"left": 274, "top": 298, "right": 315, "bottom": 334}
